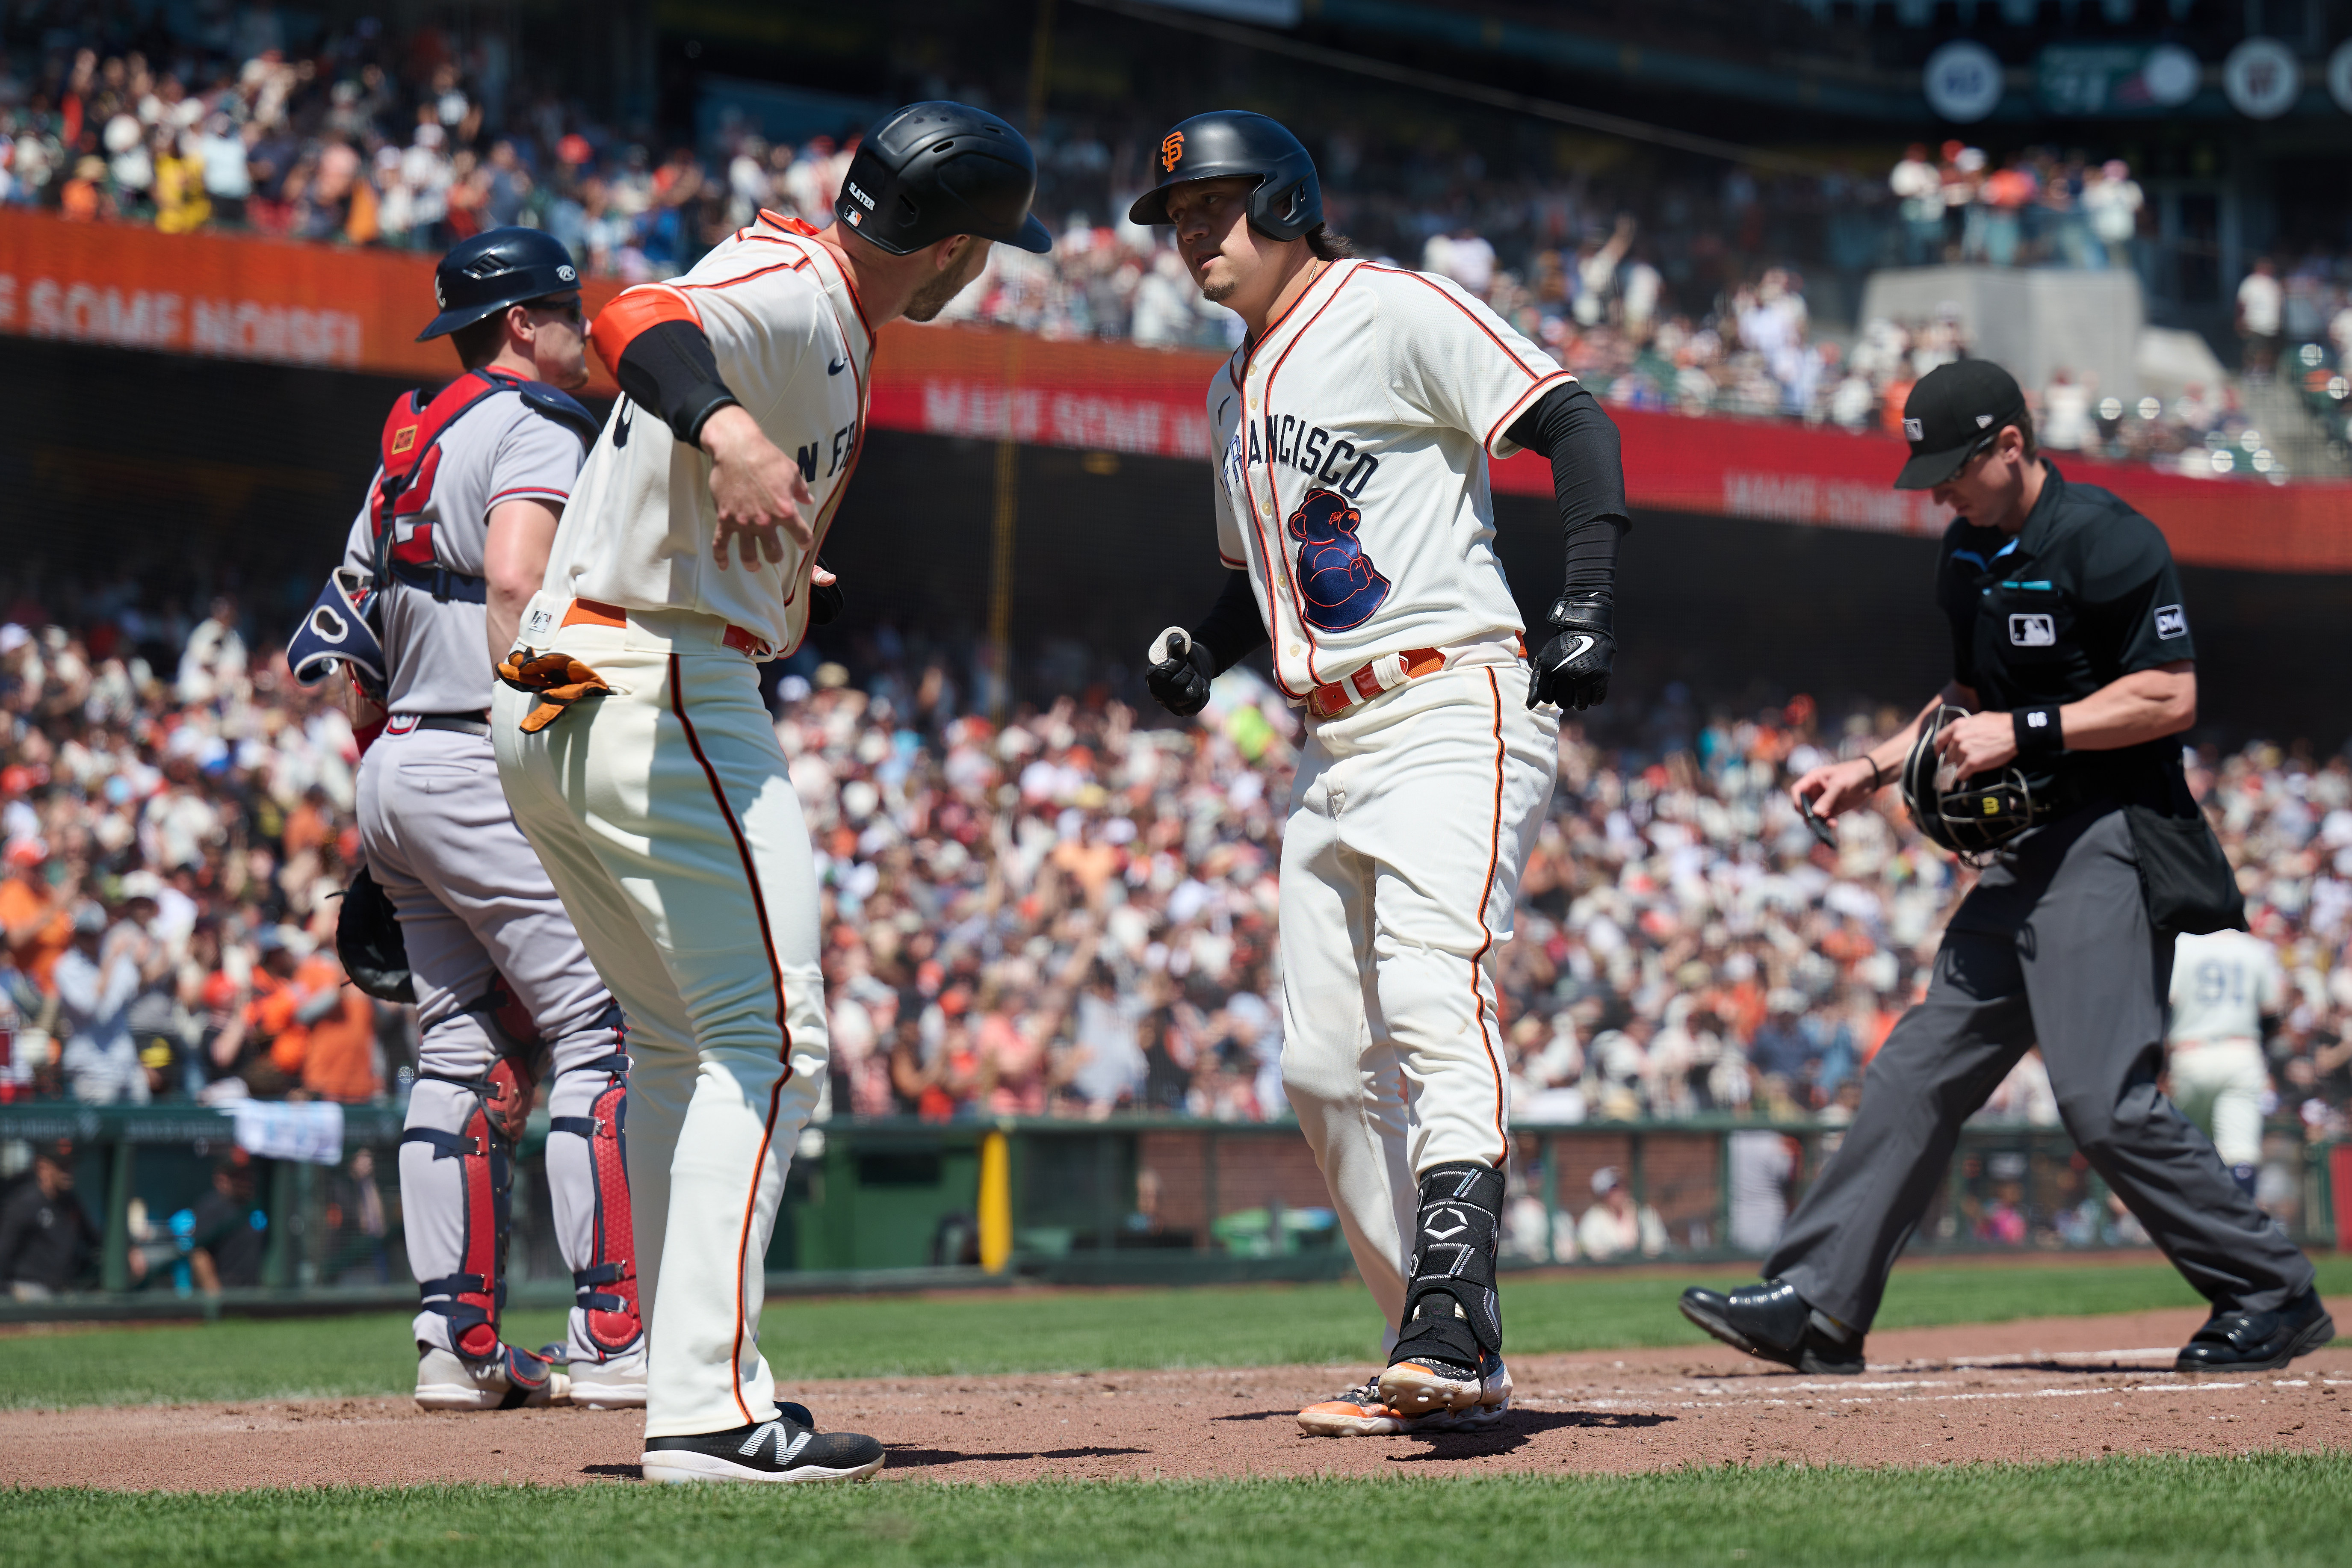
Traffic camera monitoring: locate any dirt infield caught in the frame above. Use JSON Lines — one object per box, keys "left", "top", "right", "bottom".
{"left": 9, "top": 1308, "right": 2349, "bottom": 1489}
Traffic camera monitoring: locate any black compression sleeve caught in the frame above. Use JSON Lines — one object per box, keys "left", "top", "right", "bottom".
{"left": 615, "top": 319, "right": 742, "bottom": 446}
{"left": 1504, "top": 381, "right": 1631, "bottom": 607}
{"left": 1189, "top": 569, "right": 1270, "bottom": 675}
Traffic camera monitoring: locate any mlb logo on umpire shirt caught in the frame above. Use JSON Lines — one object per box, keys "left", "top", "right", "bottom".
{"left": 2155, "top": 603, "right": 2189, "bottom": 639}
{"left": 2009, "top": 614, "right": 2056, "bottom": 647}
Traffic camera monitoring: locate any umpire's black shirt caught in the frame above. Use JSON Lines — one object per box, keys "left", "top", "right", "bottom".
{"left": 1932, "top": 462, "right": 2195, "bottom": 805}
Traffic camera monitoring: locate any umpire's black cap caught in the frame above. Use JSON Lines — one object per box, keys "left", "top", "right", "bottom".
{"left": 417, "top": 227, "right": 583, "bottom": 341}
{"left": 1894, "top": 360, "right": 2029, "bottom": 490}
{"left": 834, "top": 102, "right": 1052, "bottom": 256}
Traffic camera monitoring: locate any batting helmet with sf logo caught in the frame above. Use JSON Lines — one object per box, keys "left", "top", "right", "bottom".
{"left": 1128, "top": 111, "right": 1322, "bottom": 241}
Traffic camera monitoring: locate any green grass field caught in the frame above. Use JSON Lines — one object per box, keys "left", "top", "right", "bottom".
{"left": 6, "top": 1254, "right": 2348, "bottom": 1411}
{"left": 9, "top": 1457, "right": 2352, "bottom": 1568}
{"left": 8, "top": 1256, "right": 2349, "bottom": 1565}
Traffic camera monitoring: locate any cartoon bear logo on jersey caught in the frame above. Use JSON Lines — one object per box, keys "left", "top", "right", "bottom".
{"left": 1288, "top": 489, "right": 1391, "bottom": 632}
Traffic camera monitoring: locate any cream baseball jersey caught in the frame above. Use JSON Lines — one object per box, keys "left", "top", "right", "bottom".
{"left": 1208, "top": 257, "right": 1573, "bottom": 703}
{"left": 544, "top": 213, "right": 871, "bottom": 656}
{"left": 2167, "top": 928, "right": 2285, "bottom": 1045}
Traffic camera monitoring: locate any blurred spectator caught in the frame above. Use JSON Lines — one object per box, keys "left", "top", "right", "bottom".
{"left": 55, "top": 900, "right": 154, "bottom": 1104}
{"left": 1575, "top": 1166, "right": 1665, "bottom": 1260}
{"left": 2081, "top": 160, "right": 2142, "bottom": 271}
{"left": 187, "top": 1153, "right": 266, "bottom": 1292}
{"left": 2239, "top": 257, "right": 2284, "bottom": 380}
{"left": 0, "top": 1140, "right": 106, "bottom": 1296}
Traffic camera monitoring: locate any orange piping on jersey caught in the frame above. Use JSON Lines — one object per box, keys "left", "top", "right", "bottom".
{"left": 667, "top": 653, "right": 795, "bottom": 1427}
{"left": 674, "top": 258, "right": 815, "bottom": 296}
{"left": 1356, "top": 263, "right": 1544, "bottom": 383}
{"left": 1253, "top": 263, "right": 1362, "bottom": 692}
{"left": 1469, "top": 667, "right": 1511, "bottom": 1166}
{"left": 1482, "top": 371, "right": 1578, "bottom": 460}
{"left": 776, "top": 304, "right": 869, "bottom": 658}
{"left": 587, "top": 286, "right": 700, "bottom": 380}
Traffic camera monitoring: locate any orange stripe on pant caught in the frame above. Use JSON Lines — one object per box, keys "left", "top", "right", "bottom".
{"left": 1468, "top": 667, "right": 1510, "bottom": 1167}
{"left": 665, "top": 651, "right": 795, "bottom": 1427}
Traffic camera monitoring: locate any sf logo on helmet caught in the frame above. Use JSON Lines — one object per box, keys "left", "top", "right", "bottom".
{"left": 1161, "top": 132, "right": 1185, "bottom": 172}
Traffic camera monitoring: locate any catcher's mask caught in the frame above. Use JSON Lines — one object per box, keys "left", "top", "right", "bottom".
{"left": 1900, "top": 704, "right": 2045, "bottom": 867}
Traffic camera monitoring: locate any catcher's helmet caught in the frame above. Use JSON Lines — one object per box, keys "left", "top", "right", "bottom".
{"left": 1128, "top": 111, "right": 1322, "bottom": 241}
{"left": 1900, "top": 704, "right": 2047, "bottom": 866}
{"left": 417, "top": 227, "right": 582, "bottom": 341}
{"left": 834, "top": 101, "right": 1052, "bottom": 256}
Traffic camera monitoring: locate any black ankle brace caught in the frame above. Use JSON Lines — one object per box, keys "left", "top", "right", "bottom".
{"left": 1392, "top": 1161, "right": 1505, "bottom": 1369}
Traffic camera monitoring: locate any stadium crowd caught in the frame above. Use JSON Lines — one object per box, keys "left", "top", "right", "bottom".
{"left": 6, "top": 15, "right": 2348, "bottom": 475}
{"left": 6, "top": 604, "right": 2352, "bottom": 1160}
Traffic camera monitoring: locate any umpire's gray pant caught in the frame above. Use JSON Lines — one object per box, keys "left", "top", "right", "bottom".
{"left": 1768, "top": 805, "right": 2314, "bottom": 1332}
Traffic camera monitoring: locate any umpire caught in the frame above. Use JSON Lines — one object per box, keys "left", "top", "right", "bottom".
{"left": 1679, "top": 360, "right": 2331, "bottom": 1375}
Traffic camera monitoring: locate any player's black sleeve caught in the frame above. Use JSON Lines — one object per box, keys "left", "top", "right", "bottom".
{"left": 614, "top": 319, "right": 743, "bottom": 446}
{"left": 1190, "top": 569, "right": 1269, "bottom": 674}
{"left": 1504, "top": 381, "right": 1631, "bottom": 605}
{"left": 1509, "top": 382, "right": 1628, "bottom": 711}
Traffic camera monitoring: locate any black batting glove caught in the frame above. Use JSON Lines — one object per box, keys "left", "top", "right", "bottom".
{"left": 808, "top": 557, "right": 844, "bottom": 626}
{"left": 1145, "top": 628, "right": 1216, "bottom": 717}
{"left": 1528, "top": 594, "right": 1615, "bottom": 712}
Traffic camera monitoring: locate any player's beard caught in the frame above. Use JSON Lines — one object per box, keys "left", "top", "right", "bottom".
{"left": 903, "top": 241, "right": 991, "bottom": 323}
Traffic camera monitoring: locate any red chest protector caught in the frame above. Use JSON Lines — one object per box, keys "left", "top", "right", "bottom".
{"left": 369, "top": 369, "right": 523, "bottom": 606}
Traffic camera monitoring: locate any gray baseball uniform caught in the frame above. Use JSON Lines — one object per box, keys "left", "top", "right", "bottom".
{"left": 345, "top": 372, "right": 644, "bottom": 1377}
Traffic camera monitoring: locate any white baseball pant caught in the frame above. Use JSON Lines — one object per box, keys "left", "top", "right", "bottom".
{"left": 493, "top": 601, "right": 827, "bottom": 1440}
{"left": 2167, "top": 1038, "right": 2271, "bottom": 1169}
{"left": 1278, "top": 662, "right": 1557, "bottom": 1332}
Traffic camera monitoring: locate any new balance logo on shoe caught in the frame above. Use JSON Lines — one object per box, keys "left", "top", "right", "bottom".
{"left": 741, "top": 1421, "right": 813, "bottom": 1464}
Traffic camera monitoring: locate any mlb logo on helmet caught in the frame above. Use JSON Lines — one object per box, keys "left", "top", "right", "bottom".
{"left": 1161, "top": 131, "right": 1185, "bottom": 171}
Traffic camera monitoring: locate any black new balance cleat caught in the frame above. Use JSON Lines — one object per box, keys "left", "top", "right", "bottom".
{"left": 1679, "top": 1279, "right": 1865, "bottom": 1376}
{"left": 2175, "top": 1289, "right": 2335, "bottom": 1373}
{"left": 641, "top": 1413, "right": 885, "bottom": 1484}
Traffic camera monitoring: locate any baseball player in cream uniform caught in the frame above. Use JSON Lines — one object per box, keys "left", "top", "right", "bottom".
{"left": 1134, "top": 113, "right": 1631, "bottom": 1439}
{"left": 491, "top": 102, "right": 1052, "bottom": 1485}
{"left": 293, "top": 228, "right": 647, "bottom": 1412}
{"left": 2166, "top": 927, "right": 2285, "bottom": 1195}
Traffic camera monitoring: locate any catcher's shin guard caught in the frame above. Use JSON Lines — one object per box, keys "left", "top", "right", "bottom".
{"left": 547, "top": 1041, "right": 641, "bottom": 1360}
{"left": 400, "top": 1055, "right": 536, "bottom": 1359}
{"left": 1386, "top": 1162, "right": 1505, "bottom": 1383}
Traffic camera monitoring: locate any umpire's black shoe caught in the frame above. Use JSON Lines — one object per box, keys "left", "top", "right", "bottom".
{"left": 641, "top": 1413, "right": 885, "bottom": 1484}
{"left": 1680, "top": 1279, "right": 1865, "bottom": 1376}
{"left": 2175, "top": 1289, "right": 2336, "bottom": 1373}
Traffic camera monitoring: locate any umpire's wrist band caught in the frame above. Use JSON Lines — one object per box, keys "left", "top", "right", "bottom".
{"left": 2012, "top": 704, "right": 2064, "bottom": 759}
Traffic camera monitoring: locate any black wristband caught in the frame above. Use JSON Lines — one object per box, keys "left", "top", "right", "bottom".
{"left": 2012, "top": 704, "right": 2064, "bottom": 759}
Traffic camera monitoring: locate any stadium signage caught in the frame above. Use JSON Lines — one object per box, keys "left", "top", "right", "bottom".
{"left": 9, "top": 211, "right": 2352, "bottom": 576}
{"left": 0, "top": 208, "right": 622, "bottom": 383}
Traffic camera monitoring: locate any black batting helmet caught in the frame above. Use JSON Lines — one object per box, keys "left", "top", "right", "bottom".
{"left": 1899, "top": 705, "right": 2047, "bottom": 866}
{"left": 1127, "top": 111, "right": 1321, "bottom": 241}
{"left": 417, "top": 227, "right": 582, "bottom": 342}
{"left": 834, "top": 102, "right": 1053, "bottom": 256}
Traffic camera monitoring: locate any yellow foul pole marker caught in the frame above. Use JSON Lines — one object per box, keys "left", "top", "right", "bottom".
{"left": 978, "top": 1129, "right": 1013, "bottom": 1273}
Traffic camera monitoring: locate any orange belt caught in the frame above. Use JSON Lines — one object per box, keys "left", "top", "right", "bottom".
{"left": 1306, "top": 648, "right": 1444, "bottom": 720}
{"left": 563, "top": 597, "right": 773, "bottom": 659}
